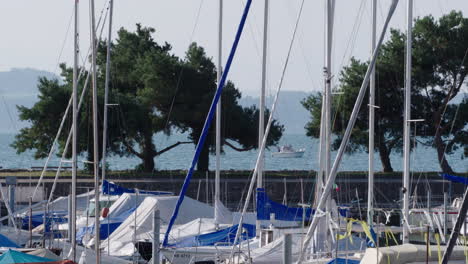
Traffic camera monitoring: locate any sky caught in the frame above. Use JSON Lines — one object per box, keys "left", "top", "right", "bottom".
{"left": 0, "top": 0, "right": 467, "bottom": 96}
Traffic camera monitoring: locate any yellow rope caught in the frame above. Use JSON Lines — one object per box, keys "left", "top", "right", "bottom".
{"left": 463, "top": 236, "right": 468, "bottom": 264}
{"left": 384, "top": 230, "right": 391, "bottom": 264}
{"left": 435, "top": 233, "right": 441, "bottom": 264}
{"left": 425, "top": 232, "right": 432, "bottom": 257}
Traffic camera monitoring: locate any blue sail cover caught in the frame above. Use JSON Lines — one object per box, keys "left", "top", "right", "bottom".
{"left": 168, "top": 224, "right": 255, "bottom": 248}
{"left": 0, "top": 234, "right": 19, "bottom": 248}
{"left": 256, "top": 188, "right": 348, "bottom": 221}
{"left": 102, "top": 180, "right": 173, "bottom": 196}
{"left": 327, "top": 258, "right": 360, "bottom": 264}
{"left": 441, "top": 173, "right": 468, "bottom": 185}
{"left": 21, "top": 211, "right": 68, "bottom": 230}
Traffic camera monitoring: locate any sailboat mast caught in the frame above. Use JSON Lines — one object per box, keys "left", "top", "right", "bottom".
{"left": 402, "top": 0, "right": 413, "bottom": 244}
{"left": 101, "top": 0, "right": 114, "bottom": 183}
{"left": 368, "top": 0, "right": 377, "bottom": 228}
{"left": 256, "top": 0, "right": 269, "bottom": 234}
{"left": 324, "top": 0, "right": 334, "bottom": 252}
{"left": 70, "top": 0, "right": 79, "bottom": 261}
{"left": 324, "top": 0, "right": 334, "bottom": 184}
{"left": 90, "top": 0, "right": 101, "bottom": 262}
{"left": 215, "top": 0, "right": 223, "bottom": 225}
{"left": 258, "top": 0, "right": 269, "bottom": 190}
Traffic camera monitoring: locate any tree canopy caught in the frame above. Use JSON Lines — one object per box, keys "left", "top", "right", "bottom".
{"left": 13, "top": 24, "right": 284, "bottom": 172}
{"left": 302, "top": 11, "right": 468, "bottom": 173}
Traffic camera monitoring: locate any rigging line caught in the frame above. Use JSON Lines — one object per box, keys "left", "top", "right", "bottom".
{"left": 440, "top": 45, "right": 468, "bottom": 158}
{"left": 240, "top": 0, "right": 263, "bottom": 61}
{"left": 230, "top": 0, "right": 306, "bottom": 255}
{"left": 32, "top": 4, "right": 111, "bottom": 200}
{"left": 0, "top": 96, "right": 18, "bottom": 134}
{"left": 78, "top": 0, "right": 109, "bottom": 71}
{"left": 54, "top": 7, "right": 74, "bottom": 76}
{"left": 330, "top": 0, "right": 367, "bottom": 133}
{"left": 163, "top": 0, "right": 204, "bottom": 131}
{"left": 337, "top": 0, "right": 367, "bottom": 73}
{"left": 163, "top": 0, "right": 253, "bottom": 247}
{"left": 283, "top": 1, "right": 319, "bottom": 91}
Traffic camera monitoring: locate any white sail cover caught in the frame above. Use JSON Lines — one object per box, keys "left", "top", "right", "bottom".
{"left": 102, "top": 196, "right": 214, "bottom": 257}
{"left": 55, "top": 239, "right": 131, "bottom": 264}
{"left": 214, "top": 199, "right": 233, "bottom": 224}
{"left": 107, "top": 193, "right": 154, "bottom": 218}
{"left": 49, "top": 191, "right": 93, "bottom": 213}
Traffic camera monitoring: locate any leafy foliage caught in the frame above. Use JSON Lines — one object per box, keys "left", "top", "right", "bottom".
{"left": 302, "top": 11, "right": 468, "bottom": 173}
{"left": 13, "top": 24, "right": 283, "bottom": 172}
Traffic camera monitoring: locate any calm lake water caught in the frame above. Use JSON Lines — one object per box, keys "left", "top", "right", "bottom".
{"left": 0, "top": 133, "right": 466, "bottom": 172}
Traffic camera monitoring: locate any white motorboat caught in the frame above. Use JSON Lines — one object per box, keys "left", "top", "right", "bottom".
{"left": 272, "top": 145, "right": 305, "bottom": 158}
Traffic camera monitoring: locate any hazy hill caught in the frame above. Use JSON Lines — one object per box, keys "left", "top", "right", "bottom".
{"left": 0, "top": 68, "right": 314, "bottom": 135}
{"left": 239, "top": 91, "right": 312, "bottom": 135}
{"left": 0, "top": 68, "right": 57, "bottom": 97}
{"left": 3, "top": 68, "right": 462, "bottom": 136}
{"left": 0, "top": 68, "right": 58, "bottom": 133}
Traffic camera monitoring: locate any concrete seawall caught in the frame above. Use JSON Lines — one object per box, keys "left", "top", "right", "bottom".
{"left": 0, "top": 170, "right": 464, "bottom": 211}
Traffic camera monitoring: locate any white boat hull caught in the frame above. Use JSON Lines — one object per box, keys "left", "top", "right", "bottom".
{"left": 271, "top": 151, "right": 305, "bottom": 158}
{"left": 161, "top": 246, "right": 234, "bottom": 264}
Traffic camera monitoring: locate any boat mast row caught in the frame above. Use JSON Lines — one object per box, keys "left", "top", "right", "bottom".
{"left": 297, "top": 1, "right": 400, "bottom": 262}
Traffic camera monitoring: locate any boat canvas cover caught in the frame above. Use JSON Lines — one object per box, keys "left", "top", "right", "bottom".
{"left": 76, "top": 193, "right": 153, "bottom": 242}
{"left": 55, "top": 239, "right": 131, "bottom": 264}
{"left": 0, "top": 233, "right": 20, "bottom": 248}
{"left": 102, "top": 180, "right": 172, "bottom": 196}
{"left": 256, "top": 188, "right": 347, "bottom": 221}
{"left": 167, "top": 218, "right": 225, "bottom": 243}
{"left": 441, "top": 173, "right": 468, "bottom": 185}
{"left": 0, "top": 249, "right": 54, "bottom": 264}
{"left": 327, "top": 259, "right": 360, "bottom": 264}
{"left": 106, "top": 193, "right": 153, "bottom": 218}
{"left": 22, "top": 211, "right": 68, "bottom": 230}
{"left": 27, "top": 249, "right": 61, "bottom": 261}
{"left": 162, "top": 215, "right": 256, "bottom": 247}
{"left": 167, "top": 223, "right": 255, "bottom": 248}
{"left": 75, "top": 216, "right": 123, "bottom": 243}
{"left": 102, "top": 196, "right": 214, "bottom": 256}
{"left": 20, "top": 191, "right": 93, "bottom": 229}
{"left": 48, "top": 191, "right": 92, "bottom": 213}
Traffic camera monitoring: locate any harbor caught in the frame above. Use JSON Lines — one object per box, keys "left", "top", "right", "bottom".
{"left": 0, "top": 0, "right": 467, "bottom": 263}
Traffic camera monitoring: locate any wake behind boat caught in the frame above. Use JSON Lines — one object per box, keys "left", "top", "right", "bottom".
{"left": 272, "top": 145, "right": 305, "bottom": 158}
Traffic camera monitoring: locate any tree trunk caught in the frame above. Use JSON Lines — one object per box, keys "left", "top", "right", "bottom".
{"left": 378, "top": 143, "right": 394, "bottom": 173}
{"left": 434, "top": 130, "right": 454, "bottom": 174}
{"left": 197, "top": 141, "right": 209, "bottom": 172}
{"left": 141, "top": 152, "right": 155, "bottom": 172}
{"left": 140, "top": 130, "right": 156, "bottom": 172}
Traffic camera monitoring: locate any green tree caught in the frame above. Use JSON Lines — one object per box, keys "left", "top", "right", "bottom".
{"left": 13, "top": 25, "right": 284, "bottom": 172}
{"left": 149, "top": 43, "right": 284, "bottom": 171}
{"left": 12, "top": 65, "right": 114, "bottom": 168}
{"left": 13, "top": 25, "right": 181, "bottom": 172}
{"left": 302, "top": 11, "right": 468, "bottom": 173}
{"left": 412, "top": 11, "right": 468, "bottom": 173}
